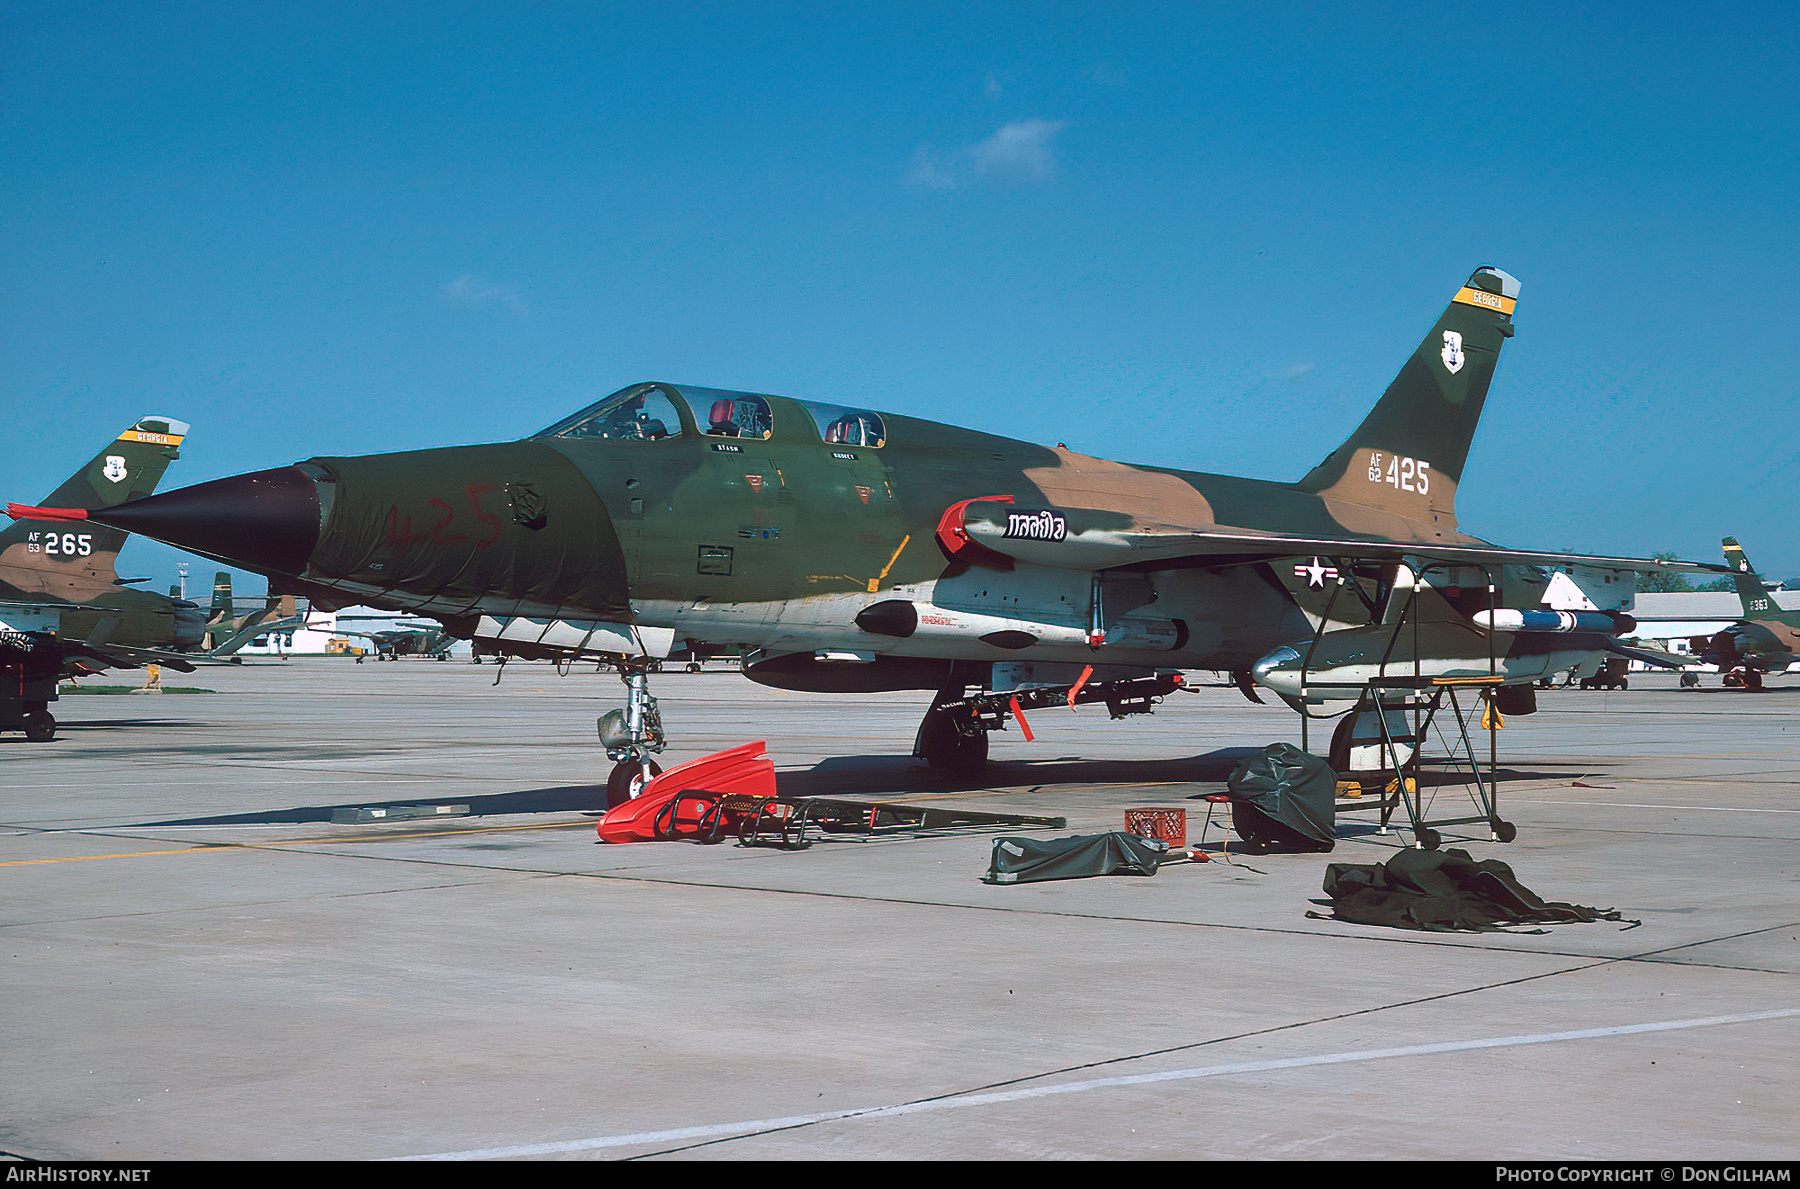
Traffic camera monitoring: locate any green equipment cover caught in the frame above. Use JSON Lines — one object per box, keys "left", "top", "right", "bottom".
{"left": 983, "top": 832, "right": 1169, "bottom": 885}
{"left": 1226, "top": 743, "right": 1337, "bottom": 853}
{"left": 1310, "top": 847, "right": 1636, "bottom": 932}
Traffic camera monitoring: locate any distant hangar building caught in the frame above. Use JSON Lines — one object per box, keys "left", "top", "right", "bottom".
{"left": 1631, "top": 589, "right": 1800, "bottom": 659}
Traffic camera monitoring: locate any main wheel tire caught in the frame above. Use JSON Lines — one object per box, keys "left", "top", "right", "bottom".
{"left": 948, "top": 728, "right": 989, "bottom": 775}
{"left": 918, "top": 712, "right": 959, "bottom": 770}
{"left": 605, "top": 759, "right": 662, "bottom": 809}
{"left": 1492, "top": 819, "right": 1517, "bottom": 843}
{"left": 23, "top": 711, "right": 54, "bottom": 743}
{"left": 1414, "top": 827, "right": 1441, "bottom": 851}
{"left": 919, "top": 713, "right": 989, "bottom": 775}
{"left": 1327, "top": 710, "right": 1357, "bottom": 775}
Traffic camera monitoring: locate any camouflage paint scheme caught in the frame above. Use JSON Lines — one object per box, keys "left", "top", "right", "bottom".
{"left": 1703, "top": 538, "right": 1799, "bottom": 674}
{"left": 64, "top": 269, "right": 1718, "bottom": 696}
{"left": 0, "top": 418, "right": 205, "bottom": 660}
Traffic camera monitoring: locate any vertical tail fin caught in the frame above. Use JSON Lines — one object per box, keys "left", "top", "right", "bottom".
{"left": 1722, "top": 537, "right": 1775, "bottom": 617}
{"left": 204, "top": 571, "right": 235, "bottom": 648}
{"left": 1295, "top": 267, "right": 1519, "bottom": 532}
{"left": 0, "top": 416, "right": 189, "bottom": 598}
{"left": 208, "top": 571, "right": 234, "bottom": 621}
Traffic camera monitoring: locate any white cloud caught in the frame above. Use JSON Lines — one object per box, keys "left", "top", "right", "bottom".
{"left": 906, "top": 119, "right": 1067, "bottom": 190}
{"left": 968, "top": 119, "right": 1065, "bottom": 182}
{"left": 442, "top": 275, "right": 527, "bottom": 316}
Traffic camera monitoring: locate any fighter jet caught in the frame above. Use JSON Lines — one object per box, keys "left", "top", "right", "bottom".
{"left": 10, "top": 268, "right": 1716, "bottom": 789}
{"left": 1692, "top": 538, "right": 1797, "bottom": 689}
{"left": 199, "top": 571, "right": 308, "bottom": 659}
{"left": 1, "top": 416, "right": 201, "bottom": 738}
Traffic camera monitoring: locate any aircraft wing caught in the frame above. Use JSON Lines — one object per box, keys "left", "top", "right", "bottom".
{"left": 72, "top": 642, "right": 200, "bottom": 673}
{"left": 1605, "top": 640, "right": 1694, "bottom": 670}
{"left": 1, "top": 600, "right": 203, "bottom": 673}
{"left": 206, "top": 613, "right": 308, "bottom": 657}
{"left": 955, "top": 505, "right": 1731, "bottom": 577}
{"left": 1, "top": 598, "right": 109, "bottom": 620}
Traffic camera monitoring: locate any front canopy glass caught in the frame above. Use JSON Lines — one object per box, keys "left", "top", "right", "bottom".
{"left": 533, "top": 383, "right": 685, "bottom": 442}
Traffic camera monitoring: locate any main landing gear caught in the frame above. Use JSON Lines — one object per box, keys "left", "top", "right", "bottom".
{"left": 916, "top": 689, "right": 990, "bottom": 775}
{"left": 21, "top": 707, "right": 55, "bottom": 742}
{"left": 598, "top": 661, "right": 667, "bottom": 808}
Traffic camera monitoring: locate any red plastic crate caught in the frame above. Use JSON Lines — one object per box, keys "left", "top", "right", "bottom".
{"left": 1124, "top": 807, "right": 1186, "bottom": 848}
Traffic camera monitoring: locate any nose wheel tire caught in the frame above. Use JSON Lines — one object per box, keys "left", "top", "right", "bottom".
{"left": 605, "top": 759, "right": 662, "bottom": 809}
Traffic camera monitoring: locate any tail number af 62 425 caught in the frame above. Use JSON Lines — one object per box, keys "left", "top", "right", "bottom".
{"left": 1366, "top": 452, "right": 1430, "bottom": 495}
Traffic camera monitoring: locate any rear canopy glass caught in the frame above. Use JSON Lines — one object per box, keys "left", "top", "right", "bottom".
{"left": 804, "top": 403, "right": 887, "bottom": 448}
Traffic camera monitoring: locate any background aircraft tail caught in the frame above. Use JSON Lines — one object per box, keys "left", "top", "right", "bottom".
{"left": 208, "top": 571, "right": 233, "bottom": 618}
{"left": 0, "top": 416, "right": 189, "bottom": 595}
{"left": 1721, "top": 537, "right": 1776, "bottom": 617}
{"left": 204, "top": 571, "right": 234, "bottom": 646}
{"left": 1294, "top": 267, "right": 1519, "bottom": 531}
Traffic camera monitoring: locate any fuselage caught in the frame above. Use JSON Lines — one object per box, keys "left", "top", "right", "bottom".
{"left": 1707, "top": 619, "right": 1799, "bottom": 674}
{"left": 83, "top": 381, "right": 1508, "bottom": 680}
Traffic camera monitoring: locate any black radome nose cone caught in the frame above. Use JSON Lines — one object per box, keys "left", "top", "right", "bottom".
{"left": 91, "top": 466, "right": 322, "bottom": 576}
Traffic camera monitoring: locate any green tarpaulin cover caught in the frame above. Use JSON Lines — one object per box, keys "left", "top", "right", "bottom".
{"left": 1310, "top": 847, "right": 1636, "bottom": 932}
{"left": 983, "top": 831, "right": 1169, "bottom": 885}
{"left": 1226, "top": 742, "right": 1337, "bottom": 853}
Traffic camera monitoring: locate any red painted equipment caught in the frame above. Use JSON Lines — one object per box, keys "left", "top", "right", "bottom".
{"left": 6, "top": 504, "right": 88, "bottom": 521}
{"left": 596, "top": 740, "right": 776, "bottom": 844}
{"left": 934, "top": 495, "right": 1014, "bottom": 570}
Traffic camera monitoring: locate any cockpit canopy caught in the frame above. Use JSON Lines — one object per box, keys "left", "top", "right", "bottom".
{"left": 533, "top": 382, "right": 887, "bottom": 449}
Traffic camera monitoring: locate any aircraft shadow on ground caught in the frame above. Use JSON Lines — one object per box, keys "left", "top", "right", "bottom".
{"left": 2, "top": 719, "right": 210, "bottom": 748}
{"left": 137, "top": 784, "right": 613, "bottom": 827}
{"left": 779, "top": 750, "right": 1597, "bottom": 799}
{"left": 131, "top": 750, "right": 1603, "bottom": 828}
{"left": 779, "top": 747, "right": 1269, "bottom": 798}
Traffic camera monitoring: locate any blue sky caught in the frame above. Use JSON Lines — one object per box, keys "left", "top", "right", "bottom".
{"left": 5, "top": 1, "right": 1796, "bottom": 596}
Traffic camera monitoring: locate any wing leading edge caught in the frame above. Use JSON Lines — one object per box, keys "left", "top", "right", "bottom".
{"left": 956, "top": 503, "right": 1727, "bottom": 577}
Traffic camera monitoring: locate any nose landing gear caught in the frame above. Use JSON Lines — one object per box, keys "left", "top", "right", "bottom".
{"left": 598, "top": 661, "right": 667, "bottom": 808}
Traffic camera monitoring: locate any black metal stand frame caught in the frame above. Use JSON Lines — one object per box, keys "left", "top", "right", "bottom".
{"left": 658, "top": 790, "right": 1068, "bottom": 850}
{"left": 1293, "top": 559, "right": 1516, "bottom": 849}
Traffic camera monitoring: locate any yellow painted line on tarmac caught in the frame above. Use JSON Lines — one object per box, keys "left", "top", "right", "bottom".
{"left": 0, "top": 819, "right": 596, "bottom": 867}
{"left": 1, "top": 847, "right": 227, "bottom": 867}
